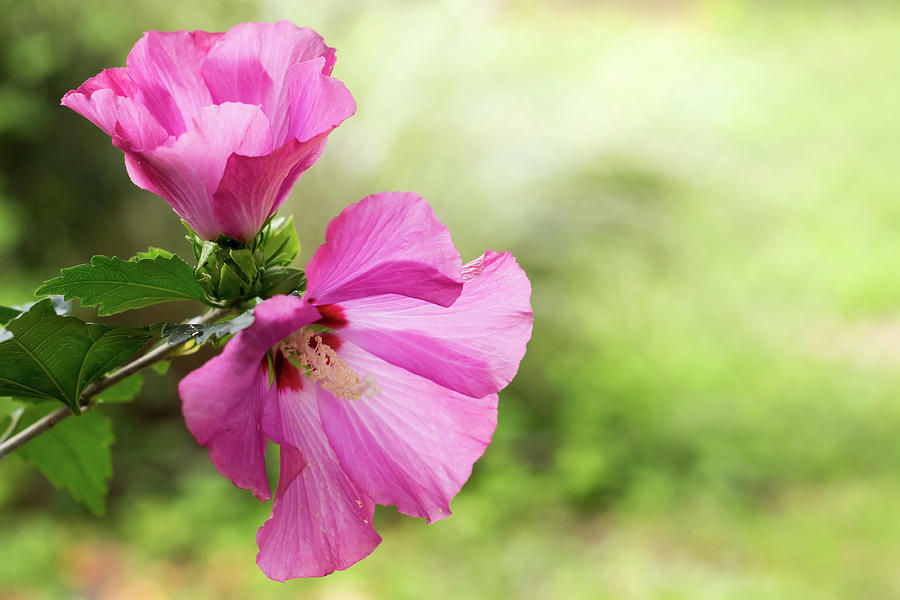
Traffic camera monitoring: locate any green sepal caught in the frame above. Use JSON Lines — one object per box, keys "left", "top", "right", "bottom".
{"left": 218, "top": 262, "right": 249, "bottom": 300}
{"left": 229, "top": 248, "right": 257, "bottom": 280}
{"left": 260, "top": 266, "right": 307, "bottom": 298}
{"left": 195, "top": 244, "right": 263, "bottom": 304}
{"left": 258, "top": 216, "right": 301, "bottom": 268}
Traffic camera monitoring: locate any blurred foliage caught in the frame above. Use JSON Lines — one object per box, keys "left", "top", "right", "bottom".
{"left": 4, "top": 0, "right": 900, "bottom": 598}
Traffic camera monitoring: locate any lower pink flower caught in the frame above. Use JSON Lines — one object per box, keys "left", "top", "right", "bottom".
{"left": 178, "top": 191, "right": 533, "bottom": 580}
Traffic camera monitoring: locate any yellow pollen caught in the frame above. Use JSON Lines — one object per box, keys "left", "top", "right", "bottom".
{"left": 282, "top": 330, "right": 380, "bottom": 401}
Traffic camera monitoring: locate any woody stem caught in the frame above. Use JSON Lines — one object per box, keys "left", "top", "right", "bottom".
{"left": 0, "top": 307, "right": 235, "bottom": 459}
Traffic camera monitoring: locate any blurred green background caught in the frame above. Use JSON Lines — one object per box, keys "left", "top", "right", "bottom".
{"left": 3, "top": 0, "right": 900, "bottom": 598}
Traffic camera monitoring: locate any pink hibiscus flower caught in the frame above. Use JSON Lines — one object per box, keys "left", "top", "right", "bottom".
{"left": 178, "top": 191, "right": 533, "bottom": 580}
{"left": 62, "top": 21, "right": 355, "bottom": 241}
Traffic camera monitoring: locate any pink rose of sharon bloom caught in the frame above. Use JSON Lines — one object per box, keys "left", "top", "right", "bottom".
{"left": 179, "top": 191, "right": 533, "bottom": 580}
{"left": 61, "top": 21, "right": 355, "bottom": 241}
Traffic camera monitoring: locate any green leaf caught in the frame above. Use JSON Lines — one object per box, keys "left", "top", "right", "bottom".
{"left": 0, "top": 306, "right": 20, "bottom": 326}
{"left": 0, "top": 396, "right": 23, "bottom": 416}
{"left": 0, "top": 296, "right": 72, "bottom": 330}
{"left": 131, "top": 246, "right": 174, "bottom": 261}
{"left": 16, "top": 402, "right": 113, "bottom": 514}
{"left": 151, "top": 360, "right": 171, "bottom": 375}
{"left": 0, "top": 396, "right": 24, "bottom": 439}
{"left": 162, "top": 310, "right": 255, "bottom": 346}
{"left": 0, "top": 300, "right": 151, "bottom": 411}
{"left": 35, "top": 253, "right": 208, "bottom": 316}
{"left": 94, "top": 374, "right": 143, "bottom": 404}
{"left": 259, "top": 216, "right": 300, "bottom": 267}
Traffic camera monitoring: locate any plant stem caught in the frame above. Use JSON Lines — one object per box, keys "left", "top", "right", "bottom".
{"left": 0, "top": 307, "right": 233, "bottom": 459}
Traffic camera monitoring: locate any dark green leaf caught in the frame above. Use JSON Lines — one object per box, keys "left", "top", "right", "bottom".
{"left": 0, "top": 306, "right": 20, "bottom": 326}
{"left": 35, "top": 253, "right": 208, "bottom": 316}
{"left": 162, "top": 310, "right": 255, "bottom": 346}
{"left": 94, "top": 374, "right": 143, "bottom": 404}
{"left": 16, "top": 402, "right": 113, "bottom": 514}
{"left": 0, "top": 296, "right": 72, "bottom": 330}
{"left": 0, "top": 300, "right": 151, "bottom": 411}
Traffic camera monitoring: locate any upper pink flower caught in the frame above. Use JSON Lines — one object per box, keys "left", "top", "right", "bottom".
{"left": 62, "top": 21, "right": 355, "bottom": 241}
{"left": 178, "top": 191, "right": 533, "bottom": 580}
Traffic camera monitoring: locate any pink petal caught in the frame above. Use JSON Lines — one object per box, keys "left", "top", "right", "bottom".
{"left": 179, "top": 351, "right": 273, "bottom": 501}
{"left": 61, "top": 69, "right": 169, "bottom": 152}
{"left": 236, "top": 294, "right": 321, "bottom": 358}
{"left": 209, "top": 58, "right": 354, "bottom": 239}
{"left": 64, "top": 24, "right": 353, "bottom": 243}
{"left": 125, "top": 29, "right": 223, "bottom": 135}
{"left": 73, "top": 67, "right": 140, "bottom": 98}
{"left": 333, "top": 250, "right": 533, "bottom": 398}
{"left": 178, "top": 295, "right": 319, "bottom": 501}
{"left": 257, "top": 372, "right": 381, "bottom": 580}
{"left": 316, "top": 342, "right": 499, "bottom": 523}
{"left": 306, "top": 192, "right": 464, "bottom": 307}
{"left": 124, "top": 102, "right": 273, "bottom": 240}
{"left": 282, "top": 58, "right": 356, "bottom": 146}
{"left": 212, "top": 136, "right": 326, "bottom": 241}
{"left": 201, "top": 21, "right": 338, "bottom": 143}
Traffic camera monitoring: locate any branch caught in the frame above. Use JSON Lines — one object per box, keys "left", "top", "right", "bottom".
{"left": 0, "top": 307, "right": 234, "bottom": 458}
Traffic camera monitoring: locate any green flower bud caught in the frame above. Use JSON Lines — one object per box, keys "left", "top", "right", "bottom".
{"left": 189, "top": 216, "right": 305, "bottom": 305}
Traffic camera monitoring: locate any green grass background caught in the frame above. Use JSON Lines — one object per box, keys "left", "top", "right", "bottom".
{"left": 3, "top": 1, "right": 900, "bottom": 598}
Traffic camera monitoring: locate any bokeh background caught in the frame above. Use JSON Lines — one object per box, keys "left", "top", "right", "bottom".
{"left": 3, "top": 0, "right": 900, "bottom": 598}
